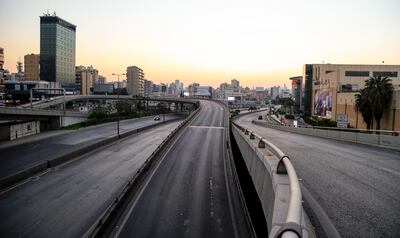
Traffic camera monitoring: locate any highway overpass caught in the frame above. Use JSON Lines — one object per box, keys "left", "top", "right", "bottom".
{"left": 3, "top": 100, "right": 396, "bottom": 237}
{"left": 234, "top": 110, "right": 400, "bottom": 237}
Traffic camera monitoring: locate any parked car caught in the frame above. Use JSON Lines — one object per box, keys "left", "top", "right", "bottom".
{"left": 154, "top": 116, "right": 160, "bottom": 121}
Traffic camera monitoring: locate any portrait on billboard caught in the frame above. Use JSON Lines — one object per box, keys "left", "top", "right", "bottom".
{"left": 314, "top": 89, "right": 332, "bottom": 118}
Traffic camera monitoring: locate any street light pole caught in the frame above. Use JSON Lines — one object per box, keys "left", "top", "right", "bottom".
{"left": 112, "top": 73, "right": 125, "bottom": 139}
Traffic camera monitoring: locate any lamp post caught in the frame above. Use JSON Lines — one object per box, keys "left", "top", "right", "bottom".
{"left": 112, "top": 73, "right": 125, "bottom": 139}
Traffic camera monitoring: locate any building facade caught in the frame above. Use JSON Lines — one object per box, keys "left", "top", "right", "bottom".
{"left": 270, "top": 86, "right": 280, "bottom": 101}
{"left": 0, "top": 47, "right": 4, "bottom": 94}
{"left": 40, "top": 15, "right": 76, "bottom": 90}
{"left": 75, "top": 66, "right": 91, "bottom": 95}
{"left": 302, "top": 64, "right": 400, "bottom": 130}
{"left": 126, "top": 66, "right": 144, "bottom": 96}
{"left": 144, "top": 79, "right": 153, "bottom": 97}
{"left": 289, "top": 76, "right": 302, "bottom": 114}
{"left": 97, "top": 75, "right": 106, "bottom": 84}
{"left": 24, "top": 54, "right": 40, "bottom": 81}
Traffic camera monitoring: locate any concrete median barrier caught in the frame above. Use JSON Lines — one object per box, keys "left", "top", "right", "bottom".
{"left": 231, "top": 124, "right": 315, "bottom": 238}
{"left": 0, "top": 116, "right": 187, "bottom": 191}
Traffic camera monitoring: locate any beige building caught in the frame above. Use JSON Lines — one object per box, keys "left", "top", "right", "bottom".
{"left": 126, "top": 66, "right": 144, "bottom": 96}
{"left": 303, "top": 64, "right": 400, "bottom": 130}
{"left": 75, "top": 66, "right": 91, "bottom": 95}
{"left": 24, "top": 54, "right": 40, "bottom": 81}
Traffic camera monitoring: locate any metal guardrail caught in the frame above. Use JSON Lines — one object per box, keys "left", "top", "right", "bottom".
{"left": 232, "top": 121, "right": 303, "bottom": 238}
{"left": 266, "top": 114, "right": 398, "bottom": 136}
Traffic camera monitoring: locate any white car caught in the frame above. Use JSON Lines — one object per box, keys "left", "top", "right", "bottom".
{"left": 154, "top": 116, "right": 161, "bottom": 121}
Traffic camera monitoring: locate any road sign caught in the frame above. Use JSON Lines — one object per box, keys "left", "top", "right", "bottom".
{"left": 337, "top": 114, "right": 348, "bottom": 122}
{"left": 337, "top": 114, "right": 348, "bottom": 128}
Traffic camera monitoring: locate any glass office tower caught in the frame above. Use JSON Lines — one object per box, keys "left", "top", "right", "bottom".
{"left": 40, "top": 15, "right": 76, "bottom": 91}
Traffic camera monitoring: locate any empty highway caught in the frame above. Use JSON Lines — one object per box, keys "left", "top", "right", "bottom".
{"left": 0, "top": 114, "right": 184, "bottom": 180}
{"left": 235, "top": 112, "right": 400, "bottom": 238}
{"left": 0, "top": 120, "right": 183, "bottom": 237}
{"left": 111, "top": 100, "right": 253, "bottom": 238}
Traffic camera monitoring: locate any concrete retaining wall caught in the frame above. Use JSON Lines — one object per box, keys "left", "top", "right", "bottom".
{"left": 253, "top": 120, "right": 400, "bottom": 150}
{"left": 61, "top": 116, "right": 88, "bottom": 127}
{"left": 232, "top": 125, "right": 314, "bottom": 238}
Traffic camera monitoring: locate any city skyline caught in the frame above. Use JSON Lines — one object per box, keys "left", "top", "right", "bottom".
{"left": 1, "top": 0, "right": 400, "bottom": 88}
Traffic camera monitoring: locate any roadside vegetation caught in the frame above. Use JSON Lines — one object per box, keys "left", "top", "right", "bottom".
{"left": 64, "top": 100, "right": 169, "bottom": 129}
{"left": 355, "top": 75, "right": 393, "bottom": 130}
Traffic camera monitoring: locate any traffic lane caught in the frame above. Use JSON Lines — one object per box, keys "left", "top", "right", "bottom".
{"left": 235, "top": 113, "right": 400, "bottom": 237}
{"left": 116, "top": 126, "right": 239, "bottom": 238}
{"left": 0, "top": 114, "right": 184, "bottom": 179}
{"left": 0, "top": 121, "right": 183, "bottom": 238}
{"left": 191, "top": 101, "right": 224, "bottom": 127}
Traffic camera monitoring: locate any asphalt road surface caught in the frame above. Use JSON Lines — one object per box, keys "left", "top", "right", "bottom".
{"left": 235, "top": 112, "right": 400, "bottom": 238}
{"left": 0, "top": 114, "right": 184, "bottom": 179}
{"left": 112, "top": 100, "right": 252, "bottom": 238}
{"left": 0, "top": 120, "right": 183, "bottom": 238}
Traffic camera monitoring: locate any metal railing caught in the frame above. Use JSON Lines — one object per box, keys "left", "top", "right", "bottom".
{"left": 267, "top": 113, "right": 398, "bottom": 136}
{"left": 232, "top": 121, "right": 303, "bottom": 238}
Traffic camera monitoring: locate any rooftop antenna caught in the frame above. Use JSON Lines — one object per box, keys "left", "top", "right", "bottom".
{"left": 43, "top": 10, "right": 50, "bottom": 16}
{"left": 53, "top": 11, "right": 56, "bottom": 16}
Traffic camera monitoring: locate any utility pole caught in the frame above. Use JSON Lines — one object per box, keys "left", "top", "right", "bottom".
{"left": 112, "top": 73, "right": 125, "bottom": 139}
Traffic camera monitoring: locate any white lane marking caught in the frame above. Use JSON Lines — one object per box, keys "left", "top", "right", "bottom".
{"left": 113, "top": 113, "right": 195, "bottom": 237}
{"left": 188, "top": 126, "right": 224, "bottom": 129}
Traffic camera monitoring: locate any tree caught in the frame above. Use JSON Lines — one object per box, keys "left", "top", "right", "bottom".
{"left": 355, "top": 88, "right": 373, "bottom": 130}
{"left": 355, "top": 76, "right": 393, "bottom": 130}
{"left": 364, "top": 75, "right": 393, "bottom": 130}
{"left": 89, "top": 105, "right": 111, "bottom": 119}
{"left": 116, "top": 100, "right": 135, "bottom": 115}
{"left": 277, "top": 97, "right": 294, "bottom": 114}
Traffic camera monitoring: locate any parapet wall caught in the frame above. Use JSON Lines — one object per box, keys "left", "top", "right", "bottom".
{"left": 232, "top": 124, "right": 315, "bottom": 238}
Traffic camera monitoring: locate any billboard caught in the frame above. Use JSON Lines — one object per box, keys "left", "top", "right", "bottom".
{"left": 193, "top": 86, "right": 211, "bottom": 96}
{"left": 314, "top": 89, "right": 332, "bottom": 118}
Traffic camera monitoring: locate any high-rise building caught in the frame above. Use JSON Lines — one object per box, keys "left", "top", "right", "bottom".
{"left": 0, "top": 47, "right": 4, "bottom": 93}
{"left": 231, "top": 79, "right": 240, "bottom": 89}
{"left": 270, "top": 86, "right": 280, "bottom": 101}
{"left": 75, "top": 66, "right": 92, "bottom": 95}
{"left": 144, "top": 79, "right": 153, "bottom": 97}
{"left": 126, "top": 66, "right": 144, "bottom": 96}
{"left": 86, "top": 65, "right": 98, "bottom": 87}
{"left": 97, "top": 75, "right": 107, "bottom": 84}
{"left": 40, "top": 14, "right": 76, "bottom": 91}
{"left": 289, "top": 76, "right": 302, "bottom": 114}
{"left": 0, "top": 47, "right": 4, "bottom": 72}
{"left": 24, "top": 54, "right": 40, "bottom": 81}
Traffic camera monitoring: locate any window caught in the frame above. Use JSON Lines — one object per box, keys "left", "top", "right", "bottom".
{"left": 373, "top": 71, "right": 398, "bottom": 77}
{"left": 345, "top": 71, "right": 369, "bottom": 77}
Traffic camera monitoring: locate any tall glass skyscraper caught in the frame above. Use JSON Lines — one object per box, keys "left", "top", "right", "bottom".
{"left": 40, "top": 15, "right": 76, "bottom": 90}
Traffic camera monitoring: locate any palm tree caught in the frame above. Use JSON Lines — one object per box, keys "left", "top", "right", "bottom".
{"left": 363, "top": 75, "right": 394, "bottom": 130}
{"left": 355, "top": 88, "right": 373, "bottom": 130}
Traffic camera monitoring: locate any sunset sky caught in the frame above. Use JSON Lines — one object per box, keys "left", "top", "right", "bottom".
{"left": 1, "top": 0, "right": 399, "bottom": 88}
